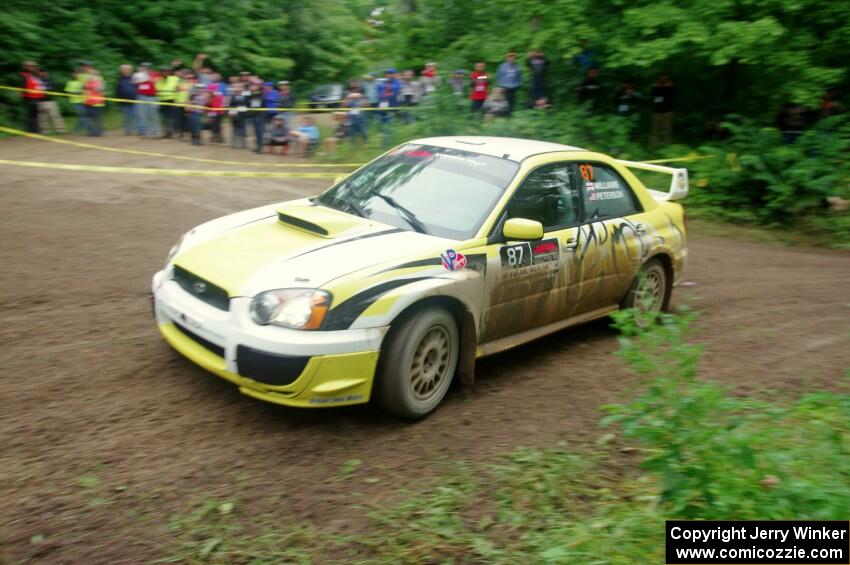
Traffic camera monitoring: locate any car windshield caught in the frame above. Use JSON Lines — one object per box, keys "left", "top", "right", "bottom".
{"left": 317, "top": 143, "right": 519, "bottom": 239}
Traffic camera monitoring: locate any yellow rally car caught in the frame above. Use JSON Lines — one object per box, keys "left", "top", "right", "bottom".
{"left": 152, "top": 137, "right": 688, "bottom": 419}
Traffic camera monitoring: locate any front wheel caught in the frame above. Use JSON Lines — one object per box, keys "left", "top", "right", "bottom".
{"left": 621, "top": 258, "right": 670, "bottom": 327}
{"left": 375, "top": 308, "right": 459, "bottom": 420}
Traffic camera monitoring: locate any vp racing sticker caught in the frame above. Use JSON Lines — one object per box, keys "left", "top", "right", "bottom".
{"left": 441, "top": 249, "right": 467, "bottom": 271}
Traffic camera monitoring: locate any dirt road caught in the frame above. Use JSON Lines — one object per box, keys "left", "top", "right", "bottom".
{"left": 1, "top": 134, "right": 848, "bottom": 563}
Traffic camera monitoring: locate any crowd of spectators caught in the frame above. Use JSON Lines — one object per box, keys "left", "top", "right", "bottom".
{"left": 18, "top": 43, "right": 844, "bottom": 155}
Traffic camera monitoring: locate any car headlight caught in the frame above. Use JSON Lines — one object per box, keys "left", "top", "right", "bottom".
{"left": 250, "top": 289, "right": 331, "bottom": 330}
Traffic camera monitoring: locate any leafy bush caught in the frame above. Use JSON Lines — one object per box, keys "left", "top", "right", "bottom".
{"left": 686, "top": 115, "right": 850, "bottom": 227}
{"left": 604, "top": 308, "right": 850, "bottom": 520}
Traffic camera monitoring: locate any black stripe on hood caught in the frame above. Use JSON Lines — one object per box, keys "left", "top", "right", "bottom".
{"left": 322, "top": 277, "right": 433, "bottom": 330}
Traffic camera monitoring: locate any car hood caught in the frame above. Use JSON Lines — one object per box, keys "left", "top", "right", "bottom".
{"left": 172, "top": 200, "right": 452, "bottom": 297}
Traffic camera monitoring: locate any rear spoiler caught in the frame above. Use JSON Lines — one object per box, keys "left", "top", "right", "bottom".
{"left": 617, "top": 160, "right": 689, "bottom": 201}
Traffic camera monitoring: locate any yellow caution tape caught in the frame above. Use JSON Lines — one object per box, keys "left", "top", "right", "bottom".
{"left": 0, "top": 158, "right": 340, "bottom": 178}
{"left": 0, "top": 126, "right": 363, "bottom": 168}
{"left": 642, "top": 154, "right": 713, "bottom": 164}
{"left": 0, "top": 85, "right": 400, "bottom": 112}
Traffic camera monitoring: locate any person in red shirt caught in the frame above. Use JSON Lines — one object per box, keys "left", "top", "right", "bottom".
{"left": 469, "top": 62, "right": 489, "bottom": 114}
{"left": 20, "top": 60, "right": 45, "bottom": 133}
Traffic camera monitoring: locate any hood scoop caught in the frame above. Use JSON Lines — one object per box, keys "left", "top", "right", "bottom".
{"left": 278, "top": 212, "right": 329, "bottom": 236}
{"left": 276, "top": 204, "right": 369, "bottom": 238}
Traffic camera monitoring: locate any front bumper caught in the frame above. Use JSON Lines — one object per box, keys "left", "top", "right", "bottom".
{"left": 152, "top": 269, "right": 387, "bottom": 407}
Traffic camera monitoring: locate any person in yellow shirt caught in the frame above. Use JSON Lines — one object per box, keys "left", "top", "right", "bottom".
{"left": 155, "top": 66, "right": 179, "bottom": 138}
{"left": 64, "top": 63, "right": 88, "bottom": 134}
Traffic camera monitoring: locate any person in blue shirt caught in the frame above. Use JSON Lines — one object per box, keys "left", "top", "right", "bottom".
{"left": 289, "top": 116, "right": 320, "bottom": 156}
{"left": 116, "top": 64, "right": 142, "bottom": 135}
{"left": 573, "top": 39, "right": 598, "bottom": 71}
{"left": 262, "top": 81, "right": 280, "bottom": 123}
{"left": 496, "top": 52, "right": 522, "bottom": 115}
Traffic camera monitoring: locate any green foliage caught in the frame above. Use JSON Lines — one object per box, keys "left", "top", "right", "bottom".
{"left": 605, "top": 308, "right": 850, "bottom": 520}
{"left": 680, "top": 115, "right": 850, "bottom": 244}
{"left": 163, "top": 309, "right": 849, "bottom": 562}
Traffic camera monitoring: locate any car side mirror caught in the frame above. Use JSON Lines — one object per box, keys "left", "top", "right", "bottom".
{"left": 502, "top": 218, "right": 544, "bottom": 241}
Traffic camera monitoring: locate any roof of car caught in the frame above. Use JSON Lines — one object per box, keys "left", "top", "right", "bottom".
{"left": 413, "top": 136, "right": 585, "bottom": 161}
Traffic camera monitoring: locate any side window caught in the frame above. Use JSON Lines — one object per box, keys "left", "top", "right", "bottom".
{"left": 507, "top": 164, "right": 580, "bottom": 230}
{"left": 577, "top": 163, "right": 640, "bottom": 220}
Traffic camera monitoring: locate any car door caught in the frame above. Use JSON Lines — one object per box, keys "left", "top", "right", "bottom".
{"left": 570, "top": 161, "right": 646, "bottom": 311}
{"left": 480, "top": 162, "right": 586, "bottom": 343}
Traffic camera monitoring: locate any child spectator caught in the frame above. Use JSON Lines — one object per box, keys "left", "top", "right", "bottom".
{"left": 267, "top": 114, "right": 289, "bottom": 155}
{"left": 483, "top": 87, "right": 510, "bottom": 119}
{"left": 420, "top": 62, "right": 439, "bottom": 95}
{"left": 470, "top": 62, "right": 489, "bottom": 113}
{"left": 614, "top": 81, "right": 640, "bottom": 116}
{"left": 289, "top": 116, "right": 320, "bottom": 156}
{"left": 205, "top": 84, "right": 225, "bottom": 143}
{"left": 449, "top": 70, "right": 466, "bottom": 97}
{"left": 83, "top": 69, "right": 105, "bottom": 136}
{"left": 324, "top": 112, "right": 348, "bottom": 155}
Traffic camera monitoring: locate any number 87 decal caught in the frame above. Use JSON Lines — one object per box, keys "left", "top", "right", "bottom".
{"left": 580, "top": 164, "right": 594, "bottom": 181}
{"left": 499, "top": 242, "right": 532, "bottom": 269}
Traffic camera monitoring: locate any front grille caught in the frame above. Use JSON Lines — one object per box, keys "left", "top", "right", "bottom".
{"left": 174, "top": 322, "right": 225, "bottom": 358}
{"left": 236, "top": 345, "right": 309, "bottom": 386}
{"left": 173, "top": 265, "right": 230, "bottom": 311}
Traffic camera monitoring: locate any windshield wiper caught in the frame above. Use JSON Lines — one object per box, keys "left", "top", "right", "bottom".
{"left": 374, "top": 193, "right": 429, "bottom": 234}
{"left": 320, "top": 195, "right": 368, "bottom": 218}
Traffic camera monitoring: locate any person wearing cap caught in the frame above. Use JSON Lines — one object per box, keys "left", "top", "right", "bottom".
{"left": 133, "top": 62, "right": 160, "bottom": 137}
{"left": 65, "top": 64, "right": 89, "bottom": 134}
{"left": 156, "top": 65, "right": 180, "bottom": 138}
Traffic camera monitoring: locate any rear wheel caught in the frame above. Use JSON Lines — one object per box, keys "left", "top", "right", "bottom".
{"left": 622, "top": 258, "right": 669, "bottom": 327}
{"left": 375, "top": 308, "right": 459, "bottom": 420}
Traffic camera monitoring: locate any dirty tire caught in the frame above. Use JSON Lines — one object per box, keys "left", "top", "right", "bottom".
{"left": 376, "top": 308, "right": 459, "bottom": 420}
{"left": 621, "top": 258, "right": 670, "bottom": 326}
